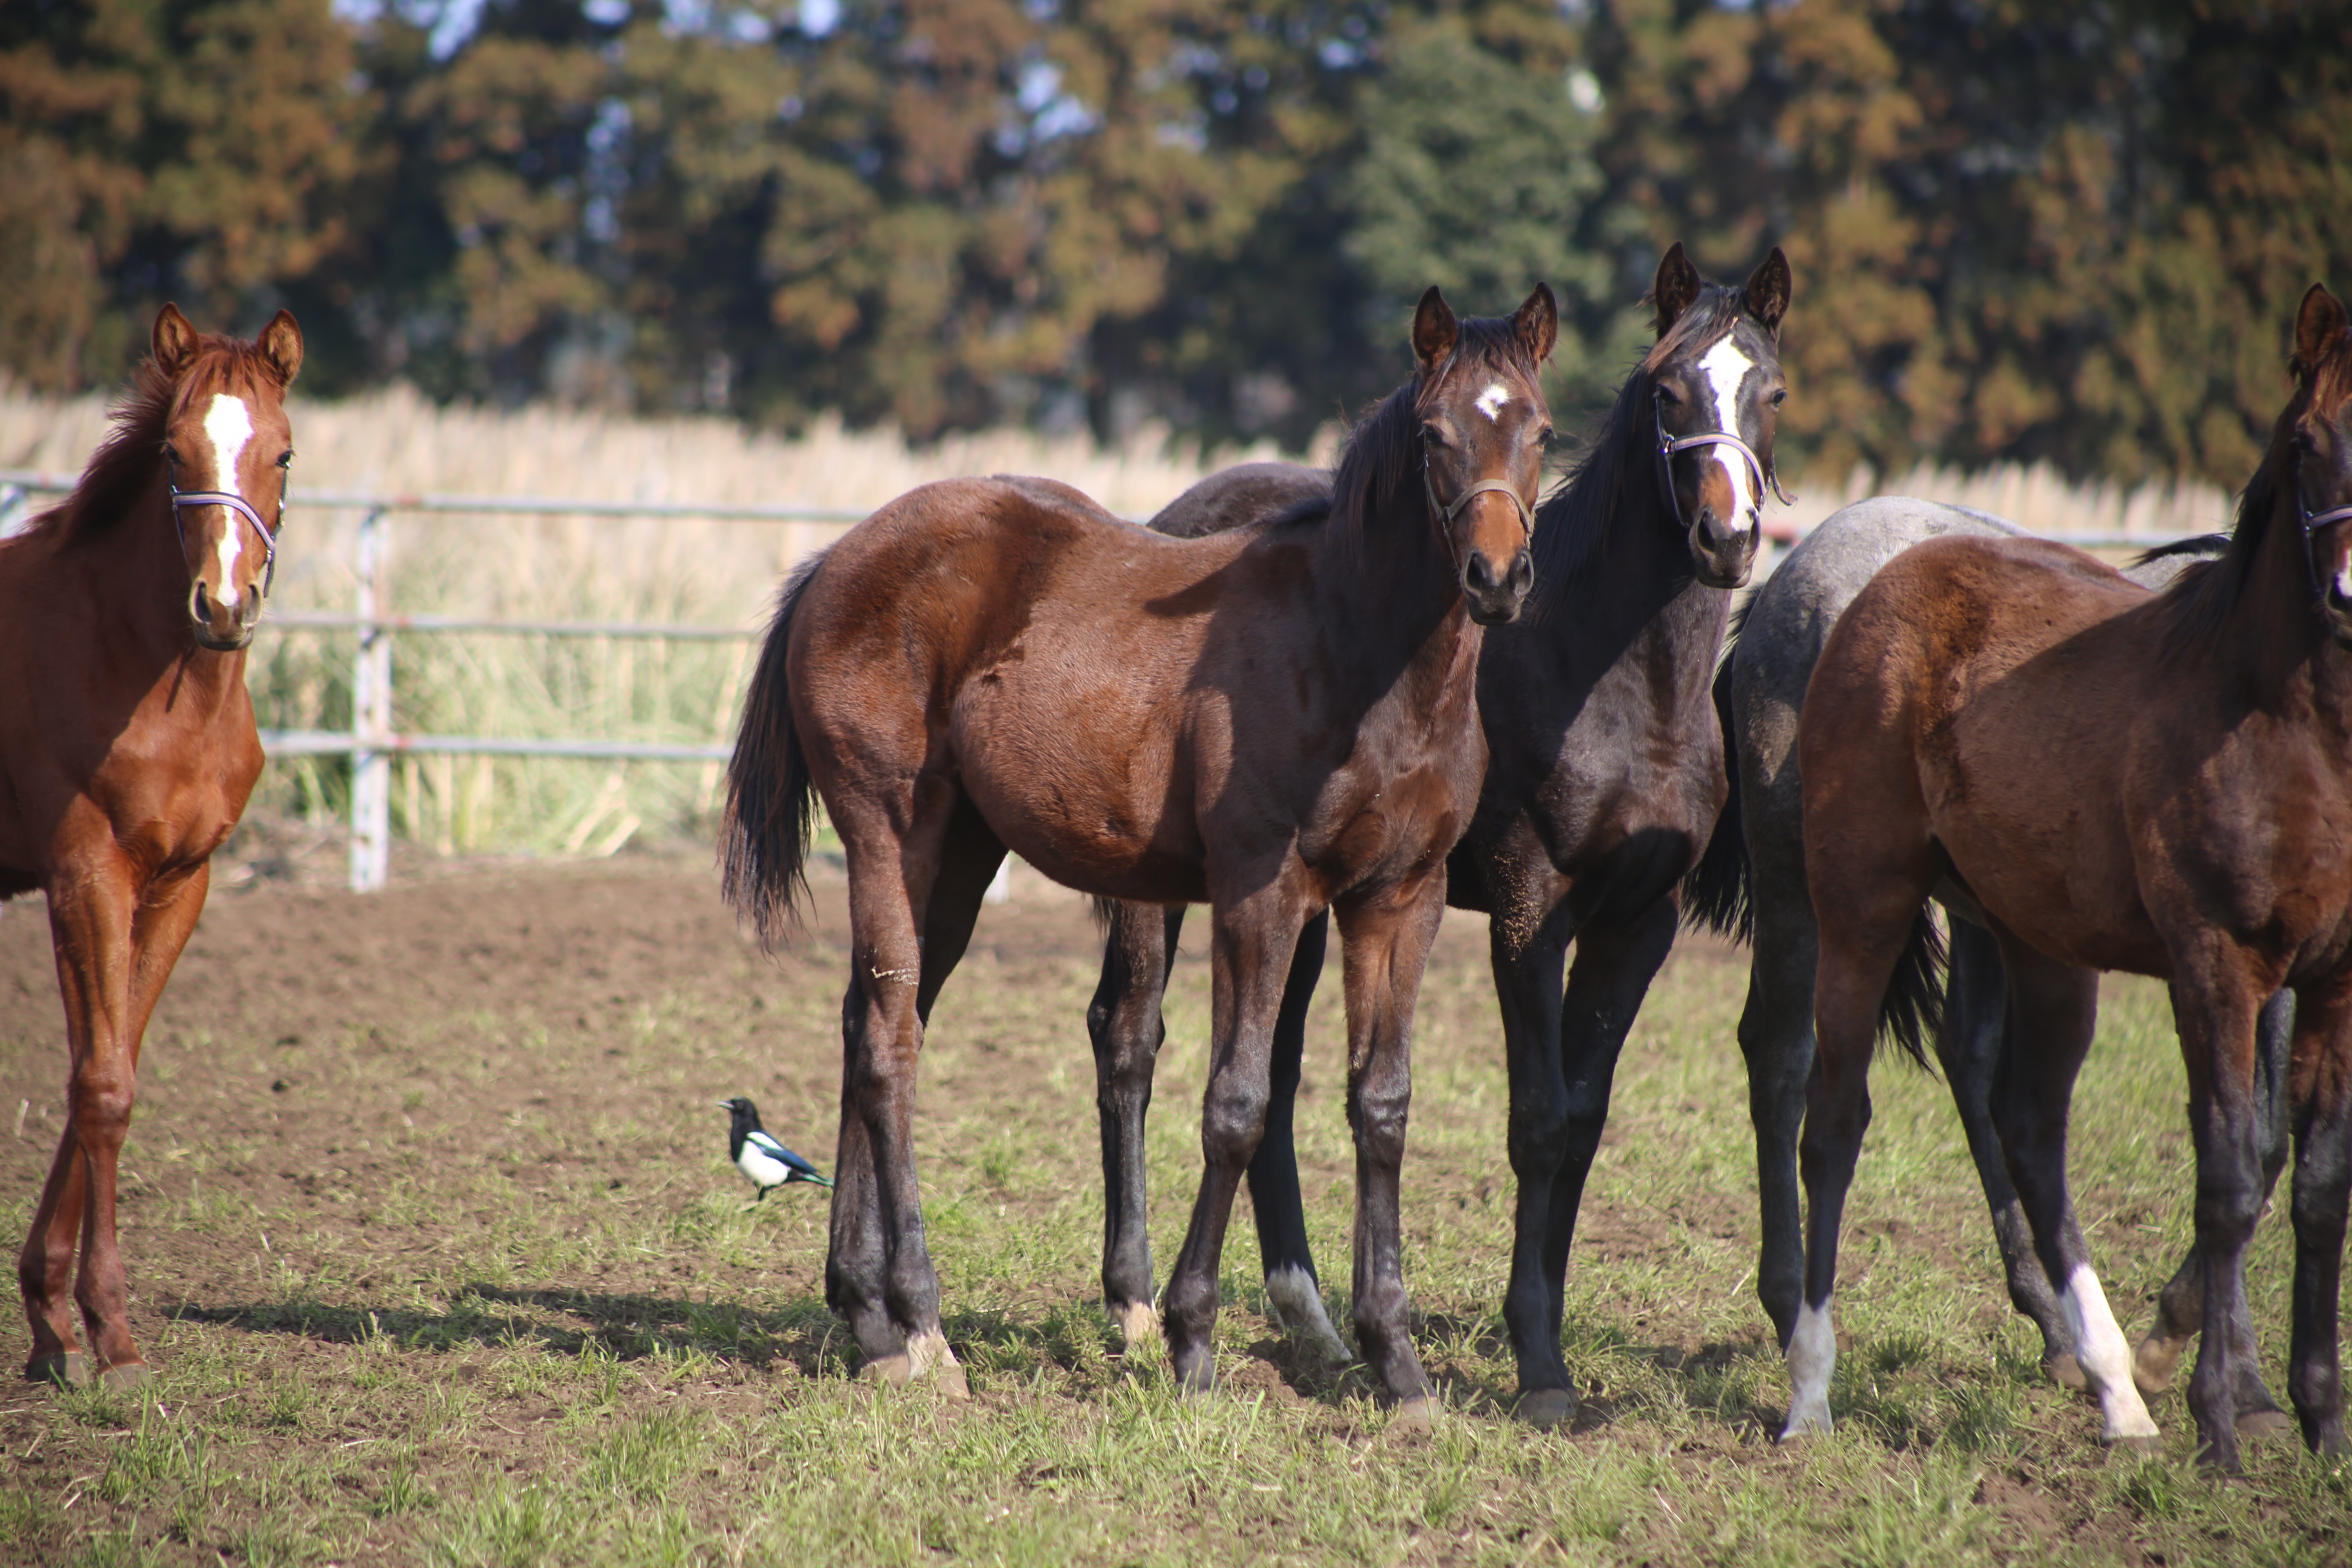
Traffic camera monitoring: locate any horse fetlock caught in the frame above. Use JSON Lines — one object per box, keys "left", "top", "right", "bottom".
{"left": 2133, "top": 1330, "right": 2188, "bottom": 1398}
{"left": 1263, "top": 1265, "right": 1349, "bottom": 1363}
{"left": 1112, "top": 1298, "right": 1162, "bottom": 1349}
{"left": 2042, "top": 1352, "right": 2087, "bottom": 1391}
{"left": 24, "top": 1350, "right": 88, "bottom": 1388}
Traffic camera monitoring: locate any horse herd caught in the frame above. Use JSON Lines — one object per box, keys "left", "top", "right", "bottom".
{"left": 4, "top": 247, "right": 2350, "bottom": 1477}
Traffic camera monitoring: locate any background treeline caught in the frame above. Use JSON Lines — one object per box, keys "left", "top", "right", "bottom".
{"left": 3, "top": 0, "right": 2344, "bottom": 486}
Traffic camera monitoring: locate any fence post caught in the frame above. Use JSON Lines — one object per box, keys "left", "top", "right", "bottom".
{"left": 349, "top": 508, "right": 393, "bottom": 893}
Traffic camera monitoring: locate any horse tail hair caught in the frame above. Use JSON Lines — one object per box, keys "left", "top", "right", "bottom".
{"left": 721, "top": 548, "right": 831, "bottom": 949}
{"left": 1681, "top": 659, "right": 1753, "bottom": 942}
{"left": 1877, "top": 907, "right": 1947, "bottom": 1073}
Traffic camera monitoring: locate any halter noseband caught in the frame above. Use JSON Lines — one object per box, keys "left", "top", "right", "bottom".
{"left": 169, "top": 468, "right": 283, "bottom": 599}
{"left": 1655, "top": 392, "right": 1790, "bottom": 537}
{"left": 1421, "top": 465, "right": 1537, "bottom": 548}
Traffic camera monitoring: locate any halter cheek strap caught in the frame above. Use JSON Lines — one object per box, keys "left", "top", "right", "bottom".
{"left": 170, "top": 479, "right": 283, "bottom": 599}
{"left": 1655, "top": 396, "right": 1792, "bottom": 532}
{"left": 1421, "top": 468, "right": 1537, "bottom": 546}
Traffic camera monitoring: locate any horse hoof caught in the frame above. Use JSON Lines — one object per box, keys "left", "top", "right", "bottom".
{"left": 1778, "top": 1406, "right": 1832, "bottom": 1444}
{"left": 2133, "top": 1335, "right": 2184, "bottom": 1399}
{"left": 1513, "top": 1388, "right": 1578, "bottom": 1428}
{"left": 1389, "top": 1396, "right": 1435, "bottom": 1429}
{"left": 861, "top": 1352, "right": 913, "bottom": 1389}
{"left": 2235, "top": 1408, "right": 2295, "bottom": 1442}
{"left": 2042, "top": 1352, "right": 2086, "bottom": 1391}
{"left": 98, "top": 1361, "right": 150, "bottom": 1391}
{"left": 1114, "top": 1301, "right": 1162, "bottom": 1349}
{"left": 25, "top": 1352, "right": 88, "bottom": 1388}
{"left": 2105, "top": 1432, "right": 2165, "bottom": 1456}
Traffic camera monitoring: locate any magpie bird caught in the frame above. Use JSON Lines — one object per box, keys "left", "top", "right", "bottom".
{"left": 717, "top": 1096, "right": 832, "bottom": 1198}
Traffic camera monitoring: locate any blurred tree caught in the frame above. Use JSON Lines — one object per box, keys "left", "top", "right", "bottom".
{"left": 0, "top": 0, "right": 368, "bottom": 390}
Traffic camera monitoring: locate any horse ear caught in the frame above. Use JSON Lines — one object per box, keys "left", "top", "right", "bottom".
{"left": 256, "top": 309, "right": 305, "bottom": 387}
{"left": 1744, "top": 247, "right": 1792, "bottom": 338}
{"left": 153, "top": 303, "right": 200, "bottom": 376}
{"left": 1515, "top": 283, "right": 1558, "bottom": 365}
{"left": 2293, "top": 284, "right": 2348, "bottom": 379}
{"left": 1652, "top": 243, "right": 1702, "bottom": 338}
{"left": 1412, "top": 286, "right": 1459, "bottom": 375}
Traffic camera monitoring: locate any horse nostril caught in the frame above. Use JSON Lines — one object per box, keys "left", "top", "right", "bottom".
{"left": 1509, "top": 550, "right": 1534, "bottom": 594}
{"left": 1465, "top": 552, "right": 1501, "bottom": 595}
{"left": 190, "top": 581, "right": 212, "bottom": 622}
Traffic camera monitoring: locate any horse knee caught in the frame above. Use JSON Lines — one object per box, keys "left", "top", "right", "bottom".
{"left": 1202, "top": 1078, "right": 1270, "bottom": 1167}
{"left": 69, "top": 1077, "right": 134, "bottom": 1140}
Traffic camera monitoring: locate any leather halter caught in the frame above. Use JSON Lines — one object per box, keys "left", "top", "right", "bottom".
{"left": 1421, "top": 464, "right": 1536, "bottom": 550}
{"left": 1655, "top": 393, "right": 1784, "bottom": 536}
{"left": 169, "top": 466, "right": 283, "bottom": 599}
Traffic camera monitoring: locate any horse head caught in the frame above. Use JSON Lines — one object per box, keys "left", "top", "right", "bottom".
{"left": 1410, "top": 283, "right": 1556, "bottom": 625}
{"left": 1646, "top": 242, "right": 1791, "bottom": 590}
{"left": 2290, "top": 283, "right": 2352, "bottom": 649}
{"left": 152, "top": 303, "right": 303, "bottom": 651}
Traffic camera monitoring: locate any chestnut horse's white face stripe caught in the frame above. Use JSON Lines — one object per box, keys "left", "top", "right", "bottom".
{"left": 1474, "top": 381, "right": 1512, "bottom": 422}
{"left": 199, "top": 393, "right": 254, "bottom": 606}
{"left": 1695, "top": 334, "right": 1760, "bottom": 523}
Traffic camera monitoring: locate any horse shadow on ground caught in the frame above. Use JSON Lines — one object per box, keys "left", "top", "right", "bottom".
{"left": 167, "top": 1287, "right": 1810, "bottom": 1434}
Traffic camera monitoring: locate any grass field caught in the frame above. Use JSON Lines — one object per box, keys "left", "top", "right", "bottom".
{"left": 1, "top": 855, "right": 2346, "bottom": 1566}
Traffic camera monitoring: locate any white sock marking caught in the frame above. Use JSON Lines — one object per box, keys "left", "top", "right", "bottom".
{"left": 1264, "top": 1264, "right": 1350, "bottom": 1363}
{"left": 2059, "top": 1263, "right": 2160, "bottom": 1440}
{"left": 1783, "top": 1298, "right": 1836, "bottom": 1437}
{"left": 1474, "top": 381, "right": 1512, "bottom": 422}
{"left": 1694, "top": 335, "right": 1758, "bottom": 526}
{"left": 200, "top": 394, "right": 254, "bottom": 608}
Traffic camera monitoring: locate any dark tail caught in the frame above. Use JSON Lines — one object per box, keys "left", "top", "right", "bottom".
{"left": 1681, "top": 657, "right": 1753, "bottom": 942}
{"left": 720, "top": 549, "right": 831, "bottom": 949}
{"left": 1879, "top": 906, "right": 1946, "bottom": 1073}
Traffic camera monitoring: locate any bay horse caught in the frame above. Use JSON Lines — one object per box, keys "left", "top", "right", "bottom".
{"left": 1691, "top": 498, "right": 2296, "bottom": 1434}
{"left": 723, "top": 286, "right": 1559, "bottom": 1410}
{"left": 1081, "top": 243, "right": 1791, "bottom": 1423}
{"left": 1789, "top": 283, "right": 2352, "bottom": 1470}
{"left": 0, "top": 303, "right": 301, "bottom": 1386}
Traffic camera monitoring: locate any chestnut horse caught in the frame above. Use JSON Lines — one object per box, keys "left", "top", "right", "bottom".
{"left": 724, "top": 287, "right": 1557, "bottom": 1411}
{"left": 1, "top": 304, "right": 301, "bottom": 1386}
{"left": 1081, "top": 246, "right": 1792, "bottom": 1426}
{"left": 1793, "top": 283, "right": 2352, "bottom": 1471}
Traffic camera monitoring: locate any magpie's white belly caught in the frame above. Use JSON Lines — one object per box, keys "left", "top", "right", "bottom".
{"left": 737, "top": 1147, "right": 796, "bottom": 1187}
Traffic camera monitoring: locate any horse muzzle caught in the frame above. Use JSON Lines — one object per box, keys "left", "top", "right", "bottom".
{"left": 1690, "top": 510, "right": 1760, "bottom": 590}
{"left": 1461, "top": 545, "right": 1535, "bottom": 626}
{"left": 189, "top": 579, "right": 262, "bottom": 650}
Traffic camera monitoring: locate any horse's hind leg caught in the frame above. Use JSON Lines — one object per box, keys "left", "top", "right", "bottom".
{"left": 827, "top": 778, "right": 982, "bottom": 1395}
{"left": 1736, "top": 801, "right": 1817, "bottom": 1353}
{"left": 1250, "top": 910, "right": 1346, "bottom": 1362}
{"left": 2285, "top": 980, "right": 2351, "bottom": 1457}
{"left": 1991, "top": 940, "right": 2160, "bottom": 1450}
{"left": 1088, "top": 901, "right": 1184, "bottom": 1345}
{"left": 2135, "top": 988, "right": 2294, "bottom": 1437}
{"left": 20, "top": 1124, "right": 89, "bottom": 1384}
{"left": 1937, "top": 920, "right": 2079, "bottom": 1388}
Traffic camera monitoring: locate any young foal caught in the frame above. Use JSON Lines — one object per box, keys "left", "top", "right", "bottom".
{"left": 0, "top": 304, "right": 300, "bottom": 1385}
{"left": 1080, "top": 245, "right": 1791, "bottom": 1423}
{"left": 724, "top": 287, "right": 1557, "bottom": 1409}
{"left": 1793, "top": 283, "right": 2352, "bottom": 1470}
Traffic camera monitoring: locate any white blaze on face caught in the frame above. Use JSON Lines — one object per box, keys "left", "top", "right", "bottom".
{"left": 1695, "top": 334, "right": 1759, "bottom": 524}
{"left": 1474, "top": 381, "right": 1512, "bottom": 423}
{"left": 200, "top": 393, "right": 255, "bottom": 607}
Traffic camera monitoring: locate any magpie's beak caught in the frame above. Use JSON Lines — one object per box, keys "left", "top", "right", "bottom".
{"left": 714, "top": 1100, "right": 733, "bottom": 1111}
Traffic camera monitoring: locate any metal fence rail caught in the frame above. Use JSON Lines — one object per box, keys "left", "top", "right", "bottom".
{"left": 1, "top": 463, "right": 2187, "bottom": 895}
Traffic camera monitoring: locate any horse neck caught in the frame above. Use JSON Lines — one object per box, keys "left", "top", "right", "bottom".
{"left": 1566, "top": 475, "right": 1728, "bottom": 696}
{"left": 1318, "top": 486, "right": 1477, "bottom": 698}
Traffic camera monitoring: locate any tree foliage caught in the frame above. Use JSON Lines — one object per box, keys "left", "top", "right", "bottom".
{"left": 0, "top": 0, "right": 2341, "bottom": 484}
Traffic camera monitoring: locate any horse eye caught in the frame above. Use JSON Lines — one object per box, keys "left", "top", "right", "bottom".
{"left": 1655, "top": 386, "right": 1681, "bottom": 408}
{"left": 1769, "top": 389, "right": 1788, "bottom": 408}
{"left": 1537, "top": 425, "right": 1557, "bottom": 449}
{"left": 277, "top": 450, "right": 294, "bottom": 468}
{"left": 163, "top": 443, "right": 180, "bottom": 463}
{"left": 1422, "top": 422, "right": 1450, "bottom": 449}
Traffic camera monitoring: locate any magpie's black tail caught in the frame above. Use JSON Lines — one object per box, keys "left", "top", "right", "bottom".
{"left": 721, "top": 549, "right": 831, "bottom": 948}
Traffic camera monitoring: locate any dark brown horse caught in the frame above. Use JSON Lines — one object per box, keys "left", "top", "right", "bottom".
{"left": 1, "top": 304, "right": 300, "bottom": 1386}
{"left": 1081, "top": 245, "right": 1790, "bottom": 1425}
{"left": 1793, "top": 283, "right": 2352, "bottom": 1471}
{"left": 724, "top": 287, "right": 1557, "bottom": 1410}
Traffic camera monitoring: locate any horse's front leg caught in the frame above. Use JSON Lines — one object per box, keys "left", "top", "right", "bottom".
{"left": 1163, "top": 880, "right": 1307, "bottom": 1394}
{"left": 28, "top": 858, "right": 207, "bottom": 1385}
{"left": 1087, "top": 901, "right": 1185, "bottom": 1345}
{"left": 2285, "top": 977, "right": 2352, "bottom": 1457}
{"left": 2168, "top": 953, "right": 2274, "bottom": 1472}
{"left": 1334, "top": 868, "right": 1448, "bottom": 1417}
